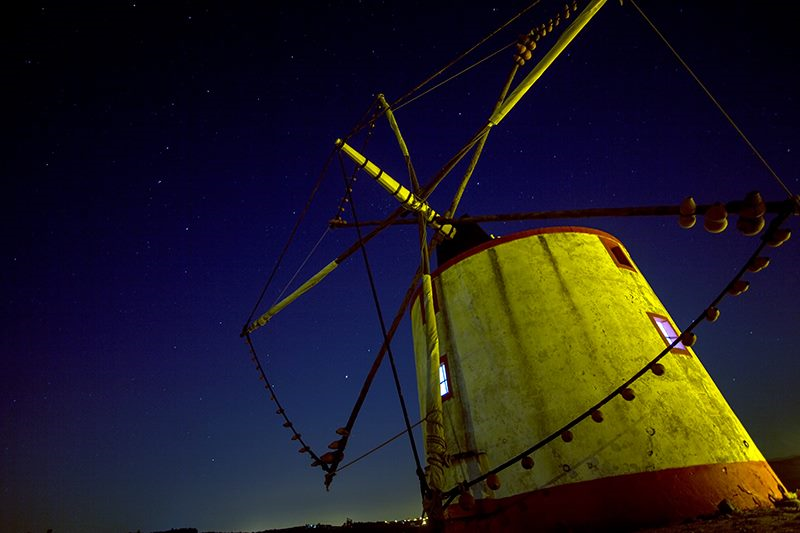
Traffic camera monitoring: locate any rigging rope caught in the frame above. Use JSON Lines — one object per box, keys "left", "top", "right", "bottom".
{"left": 244, "top": 333, "right": 330, "bottom": 473}
{"left": 327, "top": 152, "right": 428, "bottom": 494}
{"left": 337, "top": 96, "right": 382, "bottom": 172}
{"left": 244, "top": 96, "right": 382, "bottom": 335}
{"left": 271, "top": 227, "right": 331, "bottom": 306}
{"left": 393, "top": 43, "right": 516, "bottom": 114}
{"left": 337, "top": 416, "right": 428, "bottom": 472}
{"left": 392, "top": 0, "right": 543, "bottom": 111}
{"left": 629, "top": 0, "right": 798, "bottom": 205}
{"left": 241, "top": 149, "right": 336, "bottom": 334}
{"left": 322, "top": 263, "right": 423, "bottom": 470}
{"left": 446, "top": 56, "right": 522, "bottom": 217}
{"left": 340, "top": 1, "right": 542, "bottom": 139}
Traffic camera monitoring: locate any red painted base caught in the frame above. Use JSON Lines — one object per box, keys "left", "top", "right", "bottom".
{"left": 444, "top": 461, "right": 785, "bottom": 532}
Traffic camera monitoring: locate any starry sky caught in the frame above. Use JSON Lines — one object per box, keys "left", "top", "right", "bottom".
{"left": 2, "top": 1, "right": 799, "bottom": 532}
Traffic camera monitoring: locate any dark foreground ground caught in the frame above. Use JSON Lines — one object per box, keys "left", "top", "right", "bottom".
{"left": 200, "top": 506, "right": 800, "bottom": 533}
{"left": 636, "top": 507, "right": 800, "bottom": 532}
{"left": 253, "top": 508, "right": 800, "bottom": 532}
{"left": 190, "top": 506, "right": 797, "bottom": 532}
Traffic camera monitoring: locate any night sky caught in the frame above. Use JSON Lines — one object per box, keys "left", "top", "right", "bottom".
{"left": 3, "top": 1, "right": 799, "bottom": 532}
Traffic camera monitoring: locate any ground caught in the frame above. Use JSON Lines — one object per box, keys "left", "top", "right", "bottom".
{"left": 251, "top": 507, "right": 800, "bottom": 532}
{"left": 637, "top": 507, "right": 800, "bottom": 532}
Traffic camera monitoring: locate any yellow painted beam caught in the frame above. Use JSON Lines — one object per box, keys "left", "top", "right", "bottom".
{"left": 489, "top": 0, "right": 608, "bottom": 126}
{"left": 336, "top": 140, "right": 456, "bottom": 239}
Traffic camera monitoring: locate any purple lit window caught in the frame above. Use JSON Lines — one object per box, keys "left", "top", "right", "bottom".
{"left": 648, "top": 312, "right": 690, "bottom": 355}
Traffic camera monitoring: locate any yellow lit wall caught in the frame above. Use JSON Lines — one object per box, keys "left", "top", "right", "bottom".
{"left": 410, "top": 227, "right": 779, "bottom": 508}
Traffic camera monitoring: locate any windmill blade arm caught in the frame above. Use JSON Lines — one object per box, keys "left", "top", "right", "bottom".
{"left": 336, "top": 139, "right": 456, "bottom": 239}
{"left": 245, "top": 259, "right": 339, "bottom": 335}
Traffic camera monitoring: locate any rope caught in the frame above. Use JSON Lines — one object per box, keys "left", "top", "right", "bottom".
{"left": 336, "top": 97, "right": 382, "bottom": 182}
{"left": 337, "top": 416, "right": 428, "bottom": 472}
{"left": 421, "top": 123, "right": 493, "bottom": 202}
{"left": 335, "top": 0, "right": 541, "bottom": 139}
{"left": 392, "top": 0, "right": 543, "bottom": 111}
{"left": 447, "top": 59, "right": 521, "bottom": 217}
{"left": 243, "top": 333, "right": 330, "bottom": 473}
{"left": 330, "top": 268, "right": 423, "bottom": 467}
{"left": 393, "top": 42, "right": 517, "bottom": 113}
{"left": 441, "top": 204, "right": 795, "bottom": 506}
{"left": 443, "top": 402, "right": 471, "bottom": 485}
{"left": 395, "top": 0, "right": 574, "bottom": 116}
{"left": 241, "top": 148, "right": 336, "bottom": 334}
{"left": 628, "top": 0, "right": 797, "bottom": 204}
{"left": 328, "top": 152, "right": 428, "bottom": 495}
{"left": 271, "top": 227, "right": 330, "bottom": 305}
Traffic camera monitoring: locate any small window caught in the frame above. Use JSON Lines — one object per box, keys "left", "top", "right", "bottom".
{"left": 439, "top": 355, "right": 452, "bottom": 401}
{"left": 647, "top": 312, "right": 690, "bottom": 355}
{"left": 600, "top": 236, "right": 636, "bottom": 272}
{"left": 610, "top": 246, "right": 633, "bottom": 268}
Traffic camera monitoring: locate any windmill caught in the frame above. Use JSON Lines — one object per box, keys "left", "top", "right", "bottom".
{"left": 242, "top": 1, "right": 798, "bottom": 530}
